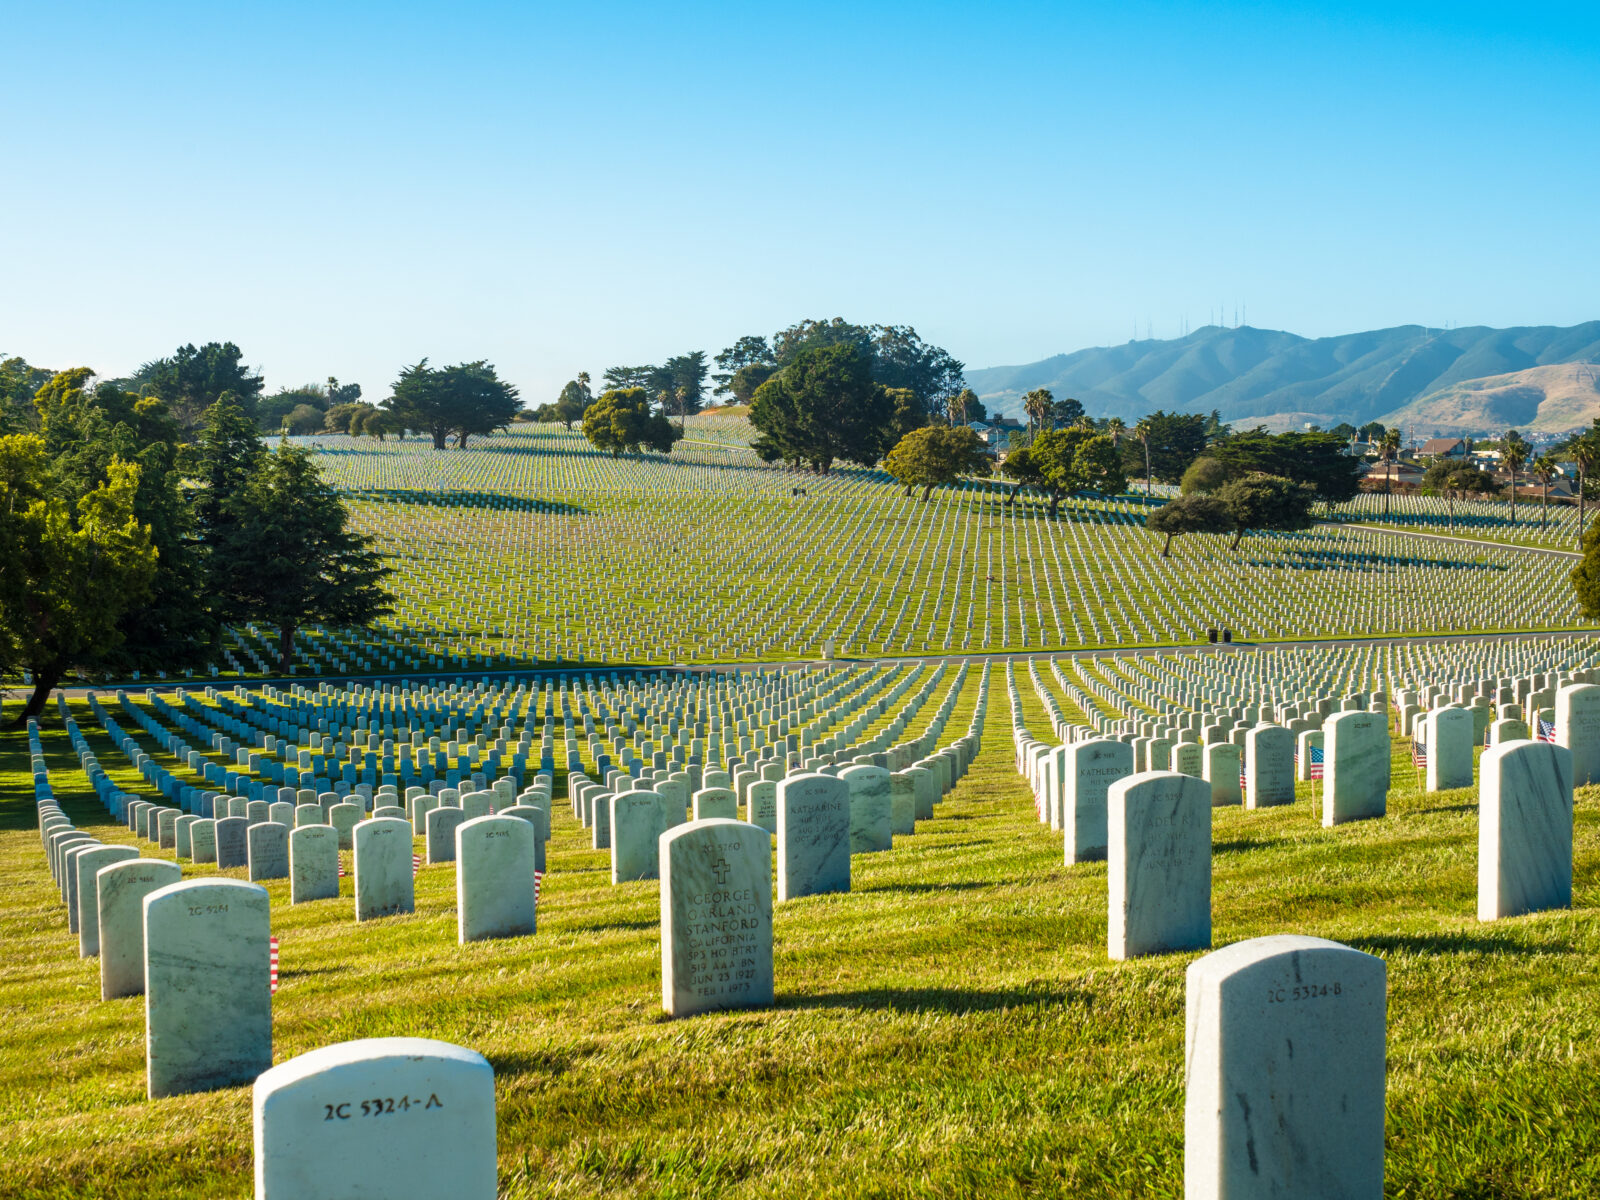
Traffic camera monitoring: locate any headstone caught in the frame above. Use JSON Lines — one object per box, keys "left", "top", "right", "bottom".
{"left": 889, "top": 771, "right": 916, "bottom": 836}
{"left": 290, "top": 825, "right": 340, "bottom": 903}
{"left": 354, "top": 818, "right": 415, "bottom": 921}
{"left": 841, "top": 764, "right": 892, "bottom": 853}
{"left": 1061, "top": 739, "right": 1134, "bottom": 864}
{"left": 1185, "top": 935, "right": 1386, "bottom": 1199}
{"left": 1244, "top": 725, "right": 1295, "bottom": 809}
{"left": 329, "top": 802, "right": 362, "bottom": 850}
{"left": 1203, "top": 742, "right": 1242, "bottom": 808}
{"left": 426, "top": 805, "right": 467, "bottom": 864}
{"left": 216, "top": 815, "right": 250, "bottom": 868}
{"left": 660, "top": 818, "right": 773, "bottom": 1017}
{"left": 1322, "top": 711, "right": 1388, "bottom": 826}
{"left": 746, "top": 779, "right": 778, "bottom": 833}
{"left": 76, "top": 845, "right": 140, "bottom": 957}
{"left": 1173, "top": 742, "right": 1203, "bottom": 778}
{"left": 98, "top": 858, "right": 183, "bottom": 999}
{"left": 692, "top": 787, "right": 737, "bottom": 821}
{"left": 1478, "top": 740, "right": 1573, "bottom": 921}
{"left": 610, "top": 791, "right": 665, "bottom": 883}
{"left": 1423, "top": 706, "right": 1474, "bottom": 792}
{"left": 144, "top": 878, "right": 272, "bottom": 1097}
{"left": 776, "top": 773, "right": 850, "bottom": 901}
{"left": 456, "top": 816, "right": 537, "bottom": 942}
{"left": 247, "top": 822, "right": 291, "bottom": 882}
{"left": 252, "top": 1037, "right": 497, "bottom": 1200}
{"left": 1107, "top": 771, "right": 1211, "bottom": 959}
{"left": 190, "top": 818, "right": 218, "bottom": 864}
{"left": 1554, "top": 683, "right": 1600, "bottom": 786}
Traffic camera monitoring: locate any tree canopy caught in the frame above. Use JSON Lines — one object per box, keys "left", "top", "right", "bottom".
{"left": 216, "top": 444, "right": 393, "bottom": 672}
{"left": 1206, "top": 429, "right": 1361, "bottom": 503}
{"left": 131, "top": 341, "right": 265, "bottom": 432}
{"left": 1572, "top": 520, "right": 1600, "bottom": 620}
{"left": 883, "top": 425, "right": 991, "bottom": 500}
{"left": 1146, "top": 493, "right": 1230, "bottom": 557}
{"left": 0, "top": 433, "right": 157, "bottom": 721}
{"left": 749, "top": 343, "right": 893, "bottom": 473}
{"left": 1000, "top": 427, "right": 1126, "bottom": 517}
{"left": 1215, "top": 472, "right": 1317, "bottom": 548}
{"left": 1125, "top": 410, "right": 1208, "bottom": 484}
{"left": 383, "top": 359, "right": 521, "bottom": 449}
{"left": 553, "top": 373, "right": 593, "bottom": 428}
{"left": 581, "top": 388, "right": 680, "bottom": 456}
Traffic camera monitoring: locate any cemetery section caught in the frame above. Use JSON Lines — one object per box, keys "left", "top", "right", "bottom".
{"left": 3, "top": 634, "right": 1600, "bottom": 1196}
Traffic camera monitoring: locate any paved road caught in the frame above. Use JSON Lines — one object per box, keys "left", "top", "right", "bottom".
{"left": 12, "top": 625, "right": 1595, "bottom": 707}
{"left": 1319, "top": 520, "right": 1582, "bottom": 559}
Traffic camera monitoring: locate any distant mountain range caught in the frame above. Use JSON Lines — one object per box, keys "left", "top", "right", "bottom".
{"left": 966, "top": 322, "right": 1600, "bottom": 436}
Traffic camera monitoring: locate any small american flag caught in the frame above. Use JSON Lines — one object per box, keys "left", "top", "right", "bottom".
{"left": 1411, "top": 739, "right": 1428, "bottom": 767}
{"left": 1537, "top": 719, "right": 1557, "bottom": 743}
{"left": 413, "top": 853, "right": 423, "bottom": 876}
{"left": 269, "top": 936, "right": 279, "bottom": 994}
{"left": 534, "top": 869, "right": 544, "bottom": 904}
{"left": 1305, "top": 746, "right": 1324, "bottom": 779}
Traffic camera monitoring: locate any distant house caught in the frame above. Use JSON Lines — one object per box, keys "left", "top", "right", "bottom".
{"left": 968, "top": 417, "right": 1024, "bottom": 449}
{"left": 1419, "top": 437, "right": 1469, "bottom": 459}
{"left": 1345, "top": 440, "right": 1376, "bottom": 458}
{"left": 1360, "top": 461, "right": 1425, "bottom": 492}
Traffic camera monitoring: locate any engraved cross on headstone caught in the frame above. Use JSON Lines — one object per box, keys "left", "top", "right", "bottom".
{"left": 710, "top": 858, "right": 731, "bottom": 885}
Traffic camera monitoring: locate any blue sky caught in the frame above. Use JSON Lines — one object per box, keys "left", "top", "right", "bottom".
{"left": 3, "top": 1, "right": 1597, "bottom": 403}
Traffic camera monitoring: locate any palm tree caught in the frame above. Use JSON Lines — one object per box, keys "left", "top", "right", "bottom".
{"left": 1532, "top": 453, "right": 1557, "bottom": 530}
{"left": 947, "top": 391, "right": 968, "bottom": 427}
{"left": 1134, "top": 416, "right": 1154, "bottom": 496}
{"left": 1379, "top": 427, "right": 1402, "bottom": 518}
{"left": 1024, "top": 388, "right": 1053, "bottom": 434}
{"left": 1574, "top": 431, "right": 1600, "bottom": 549}
{"left": 1503, "top": 430, "right": 1530, "bottom": 528}
{"left": 1107, "top": 417, "right": 1127, "bottom": 447}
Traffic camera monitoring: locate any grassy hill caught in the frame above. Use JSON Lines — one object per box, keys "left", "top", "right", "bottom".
{"left": 1379, "top": 362, "right": 1600, "bottom": 435}
{"left": 967, "top": 322, "right": 1600, "bottom": 430}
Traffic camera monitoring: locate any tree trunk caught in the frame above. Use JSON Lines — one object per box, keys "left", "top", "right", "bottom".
{"left": 1231, "top": 527, "right": 1244, "bottom": 550}
{"left": 1542, "top": 482, "right": 1549, "bottom": 529}
{"left": 431, "top": 428, "right": 448, "bottom": 450}
{"left": 1047, "top": 490, "right": 1061, "bottom": 519}
{"left": 1509, "top": 469, "right": 1516, "bottom": 524}
{"left": 278, "top": 623, "right": 297, "bottom": 674}
{"left": 1384, "top": 463, "right": 1391, "bottom": 518}
{"left": 7, "top": 667, "right": 61, "bottom": 727}
{"left": 1145, "top": 444, "right": 1152, "bottom": 497}
{"left": 457, "top": 432, "right": 470, "bottom": 449}
{"left": 1579, "top": 472, "right": 1587, "bottom": 550}
{"left": 921, "top": 483, "right": 933, "bottom": 502}
{"left": 1162, "top": 532, "right": 1173, "bottom": 557}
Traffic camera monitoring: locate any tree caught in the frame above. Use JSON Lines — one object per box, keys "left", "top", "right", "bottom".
{"left": 1, "top": 355, "right": 53, "bottom": 434}
{"left": 352, "top": 407, "right": 403, "bottom": 441}
{"left": 1125, "top": 410, "right": 1207, "bottom": 486}
{"left": 1132, "top": 416, "right": 1154, "bottom": 496}
{"left": 0, "top": 435, "right": 157, "bottom": 722}
{"left": 1181, "top": 456, "right": 1229, "bottom": 495}
{"left": 1532, "top": 453, "right": 1559, "bottom": 530}
{"left": 1572, "top": 429, "right": 1600, "bottom": 549}
{"left": 1358, "top": 421, "right": 1389, "bottom": 442}
{"left": 219, "top": 444, "right": 392, "bottom": 672}
{"left": 602, "top": 366, "right": 655, "bottom": 392}
{"left": 1050, "top": 395, "right": 1085, "bottom": 430}
{"left": 712, "top": 335, "right": 776, "bottom": 396}
{"left": 1001, "top": 427, "right": 1126, "bottom": 517}
{"left": 326, "top": 377, "right": 363, "bottom": 407}
{"left": 1024, "top": 388, "right": 1054, "bottom": 433}
{"left": 283, "top": 404, "right": 324, "bottom": 435}
{"left": 657, "top": 353, "right": 708, "bottom": 420}
{"left": 1329, "top": 422, "right": 1357, "bottom": 441}
{"left": 1146, "top": 494, "right": 1230, "bottom": 557}
{"left": 728, "top": 363, "right": 779, "bottom": 404}
{"left": 1572, "top": 520, "right": 1600, "bottom": 620}
{"left": 133, "top": 342, "right": 265, "bottom": 432}
{"left": 1215, "top": 473, "right": 1317, "bottom": 549}
{"left": 883, "top": 426, "right": 991, "bottom": 500}
{"left": 32, "top": 370, "right": 214, "bottom": 678}
{"left": 324, "top": 402, "right": 374, "bottom": 433}
{"left": 383, "top": 360, "right": 521, "bottom": 450}
{"left": 581, "top": 388, "right": 680, "bottom": 456}
{"left": 1208, "top": 429, "right": 1361, "bottom": 504}
{"left": 749, "top": 343, "right": 893, "bottom": 473}
{"left": 1378, "top": 427, "right": 1403, "bottom": 517}
{"left": 944, "top": 387, "right": 985, "bottom": 426}
{"left": 552, "top": 374, "right": 594, "bottom": 429}
{"left": 1503, "top": 430, "right": 1531, "bottom": 525}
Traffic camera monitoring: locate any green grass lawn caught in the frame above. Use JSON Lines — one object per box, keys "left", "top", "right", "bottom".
{"left": 3, "top": 678, "right": 1598, "bottom": 1197}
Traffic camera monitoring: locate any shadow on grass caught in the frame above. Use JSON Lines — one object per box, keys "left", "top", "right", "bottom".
{"left": 567, "top": 917, "right": 658, "bottom": 933}
{"left": 1346, "top": 932, "right": 1573, "bottom": 957}
{"left": 1213, "top": 838, "right": 1287, "bottom": 854}
{"left": 777, "top": 981, "right": 1090, "bottom": 1015}
{"left": 855, "top": 881, "right": 990, "bottom": 895}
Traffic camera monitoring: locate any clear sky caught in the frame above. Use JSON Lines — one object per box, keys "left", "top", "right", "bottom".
{"left": 3, "top": 1, "right": 1597, "bottom": 402}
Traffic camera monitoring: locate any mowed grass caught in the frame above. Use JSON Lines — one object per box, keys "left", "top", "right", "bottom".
{"left": 2, "top": 678, "right": 1599, "bottom": 1198}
